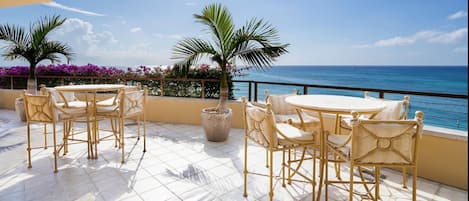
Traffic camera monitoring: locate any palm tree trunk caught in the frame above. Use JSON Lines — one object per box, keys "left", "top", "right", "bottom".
{"left": 217, "top": 85, "right": 229, "bottom": 112}
{"left": 29, "top": 64, "right": 35, "bottom": 79}
{"left": 27, "top": 64, "right": 37, "bottom": 95}
{"left": 216, "top": 69, "right": 229, "bottom": 112}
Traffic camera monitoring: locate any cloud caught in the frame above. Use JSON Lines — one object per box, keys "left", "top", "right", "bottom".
{"left": 130, "top": 27, "right": 142, "bottom": 33}
{"left": 49, "top": 18, "right": 168, "bottom": 66}
{"left": 52, "top": 18, "right": 120, "bottom": 59}
{"left": 184, "top": 2, "right": 197, "bottom": 6}
{"left": 54, "top": 18, "right": 117, "bottom": 44}
{"left": 374, "top": 36, "right": 416, "bottom": 47}
{"left": 428, "top": 28, "right": 468, "bottom": 43}
{"left": 373, "top": 30, "right": 440, "bottom": 47}
{"left": 355, "top": 28, "right": 467, "bottom": 48}
{"left": 448, "top": 11, "right": 468, "bottom": 20}
{"left": 351, "top": 44, "right": 371, "bottom": 48}
{"left": 153, "top": 33, "right": 183, "bottom": 40}
{"left": 43, "top": 1, "right": 105, "bottom": 16}
{"left": 453, "top": 47, "right": 468, "bottom": 53}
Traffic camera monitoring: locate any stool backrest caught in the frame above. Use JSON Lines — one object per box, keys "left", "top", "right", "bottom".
{"left": 350, "top": 111, "right": 424, "bottom": 165}
{"left": 23, "top": 91, "right": 55, "bottom": 123}
{"left": 242, "top": 97, "right": 278, "bottom": 147}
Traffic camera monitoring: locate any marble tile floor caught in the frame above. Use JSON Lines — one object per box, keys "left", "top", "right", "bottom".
{"left": 0, "top": 109, "right": 467, "bottom": 201}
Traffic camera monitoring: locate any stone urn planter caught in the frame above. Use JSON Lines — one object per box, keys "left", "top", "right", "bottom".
{"left": 201, "top": 107, "right": 232, "bottom": 142}
{"left": 15, "top": 97, "right": 26, "bottom": 121}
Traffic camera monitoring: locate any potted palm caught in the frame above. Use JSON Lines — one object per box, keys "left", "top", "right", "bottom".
{"left": 0, "top": 15, "right": 73, "bottom": 95}
{"left": 0, "top": 15, "right": 73, "bottom": 121}
{"left": 172, "top": 3, "right": 288, "bottom": 142}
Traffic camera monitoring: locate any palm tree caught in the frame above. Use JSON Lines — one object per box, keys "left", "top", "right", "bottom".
{"left": 172, "top": 3, "right": 288, "bottom": 112}
{"left": 0, "top": 15, "right": 73, "bottom": 94}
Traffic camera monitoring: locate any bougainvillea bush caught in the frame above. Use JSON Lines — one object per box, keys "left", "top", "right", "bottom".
{"left": 0, "top": 64, "right": 235, "bottom": 99}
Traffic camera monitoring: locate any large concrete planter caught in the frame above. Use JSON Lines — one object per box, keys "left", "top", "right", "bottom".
{"left": 201, "top": 107, "right": 232, "bottom": 142}
{"left": 15, "top": 98, "right": 26, "bottom": 121}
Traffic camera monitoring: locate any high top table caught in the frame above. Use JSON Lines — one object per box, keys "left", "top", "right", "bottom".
{"left": 55, "top": 84, "right": 125, "bottom": 159}
{"left": 285, "top": 94, "right": 386, "bottom": 200}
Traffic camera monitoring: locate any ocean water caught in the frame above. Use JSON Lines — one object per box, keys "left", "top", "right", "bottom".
{"left": 232, "top": 66, "right": 468, "bottom": 131}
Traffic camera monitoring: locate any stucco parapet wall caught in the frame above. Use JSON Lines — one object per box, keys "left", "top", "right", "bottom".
{"left": 423, "top": 125, "right": 468, "bottom": 141}
{"left": 148, "top": 95, "right": 242, "bottom": 103}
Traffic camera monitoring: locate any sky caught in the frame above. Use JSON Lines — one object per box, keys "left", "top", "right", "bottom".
{"left": 0, "top": 0, "right": 467, "bottom": 67}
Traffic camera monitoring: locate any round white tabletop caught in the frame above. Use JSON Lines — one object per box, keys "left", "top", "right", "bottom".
{"left": 285, "top": 94, "right": 386, "bottom": 114}
{"left": 55, "top": 84, "right": 125, "bottom": 92}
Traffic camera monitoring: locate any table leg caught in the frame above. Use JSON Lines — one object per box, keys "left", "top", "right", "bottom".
{"left": 316, "top": 111, "right": 325, "bottom": 201}
{"left": 85, "top": 93, "right": 93, "bottom": 159}
{"left": 93, "top": 92, "right": 98, "bottom": 159}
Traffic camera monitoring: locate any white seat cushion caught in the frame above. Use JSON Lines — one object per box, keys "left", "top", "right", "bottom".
{"left": 97, "top": 105, "right": 119, "bottom": 113}
{"left": 56, "top": 101, "right": 89, "bottom": 108}
{"left": 97, "top": 97, "right": 116, "bottom": 106}
{"left": 276, "top": 123, "right": 314, "bottom": 145}
{"left": 327, "top": 134, "right": 351, "bottom": 158}
{"left": 276, "top": 113, "right": 320, "bottom": 131}
{"left": 61, "top": 107, "right": 87, "bottom": 114}
{"left": 55, "top": 106, "right": 87, "bottom": 120}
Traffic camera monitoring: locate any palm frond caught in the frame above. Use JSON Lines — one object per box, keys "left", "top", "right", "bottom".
{"left": 193, "top": 3, "right": 235, "bottom": 56}
{"left": 233, "top": 18, "right": 281, "bottom": 48}
{"left": 172, "top": 37, "right": 217, "bottom": 71}
{"left": 229, "top": 18, "right": 289, "bottom": 69}
{"left": 2, "top": 45, "right": 28, "bottom": 61}
{"left": 0, "top": 24, "right": 30, "bottom": 46}
{"left": 30, "top": 15, "right": 66, "bottom": 49}
{"left": 0, "top": 24, "right": 34, "bottom": 64}
{"left": 37, "top": 41, "right": 73, "bottom": 64}
{"left": 235, "top": 45, "right": 288, "bottom": 70}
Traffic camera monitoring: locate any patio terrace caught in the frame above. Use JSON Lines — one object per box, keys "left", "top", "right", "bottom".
{"left": 0, "top": 109, "right": 467, "bottom": 201}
